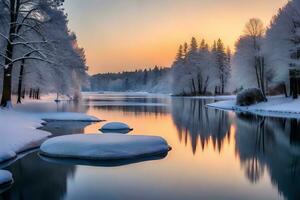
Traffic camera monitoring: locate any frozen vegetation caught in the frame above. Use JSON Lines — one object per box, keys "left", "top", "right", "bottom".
{"left": 100, "top": 122, "right": 133, "bottom": 133}
{"left": 40, "top": 134, "right": 171, "bottom": 160}
{"left": 207, "top": 96, "right": 300, "bottom": 119}
{"left": 0, "top": 0, "right": 89, "bottom": 108}
{"left": 0, "top": 170, "right": 13, "bottom": 186}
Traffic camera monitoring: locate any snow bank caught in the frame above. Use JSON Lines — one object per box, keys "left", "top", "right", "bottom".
{"left": 36, "top": 112, "right": 100, "bottom": 122}
{"left": 207, "top": 96, "right": 300, "bottom": 119}
{"left": 40, "top": 134, "right": 171, "bottom": 161}
{"left": 100, "top": 122, "right": 133, "bottom": 133}
{"left": 0, "top": 110, "right": 99, "bottom": 164}
{"left": 0, "top": 170, "right": 13, "bottom": 186}
{"left": 0, "top": 110, "right": 50, "bottom": 163}
{"left": 190, "top": 95, "right": 236, "bottom": 100}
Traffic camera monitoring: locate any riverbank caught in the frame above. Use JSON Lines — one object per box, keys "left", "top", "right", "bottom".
{"left": 207, "top": 96, "right": 300, "bottom": 119}
{"left": 0, "top": 105, "right": 100, "bottom": 166}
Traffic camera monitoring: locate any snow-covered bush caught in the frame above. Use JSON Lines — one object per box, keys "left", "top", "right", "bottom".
{"left": 236, "top": 88, "right": 266, "bottom": 106}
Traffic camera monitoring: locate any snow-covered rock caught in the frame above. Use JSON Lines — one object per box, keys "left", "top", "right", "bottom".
{"left": 36, "top": 112, "right": 100, "bottom": 122}
{"left": 236, "top": 88, "right": 265, "bottom": 106}
{"left": 0, "top": 170, "right": 13, "bottom": 186}
{"left": 100, "top": 122, "right": 133, "bottom": 133}
{"left": 40, "top": 134, "right": 171, "bottom": 160}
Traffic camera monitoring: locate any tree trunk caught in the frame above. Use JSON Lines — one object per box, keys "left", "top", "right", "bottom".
{"left": 254, "top": 58, "right": 261, "bottom": 89}
{"left": 1, "top": 0, "right": 19, "bottom": 107}
{"left": 1, "top": 67, "right": 13, "bottom": 107}
{"left": 203, "top": 76, "right": 209, "bottom": 94}
{"left": 197, "top": 74, "right": 202, "bottom": 95}
{"left": 37, "top": 89, "right": 40, "bottom": 100}
{"left": 191, "top": 79, "right": 196, "bottom": 95}
{"left": 17, "top": 59, "right": 25, "bottom": 104}
{"left": 22, "top": 89, "right": 25, "bottom": 99}
{"left": 283, "top": 83, "right": 288, "bottom": 98}
{"left": 29, "top": 88, "right": 33, "bottom": 99}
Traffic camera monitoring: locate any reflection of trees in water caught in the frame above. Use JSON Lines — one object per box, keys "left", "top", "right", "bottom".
{"left": 1, "top": 153, "right": 75, "bottom": 200}
{"left": 171, "top": 98, "right": 231, "bottom": 154}
{"left": 16, "top": 101, "right": 88, "bottom": 114}
{"left": 0, "top": 117, "right": 94, "bottom": 200}
{"left": 92, "top": 105, "right": 169, "bottom": 118}
{"left": 40, "top": 121, "right": 92, "bottom": 136}
{"left": 235, "top": 114, "right": 300, "bottom": 200}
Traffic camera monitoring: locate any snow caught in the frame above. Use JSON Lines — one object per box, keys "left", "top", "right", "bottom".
{"left": 207, "top": 96, "right": 300, "bottom": 119}
{"left": 189, "top": 95, "right": 236, "bottom": 100}
{"left": 0, "top": 170, "right": 13, "bottom": 186}
{"left": 0, "top": 110, "right": 50, "bottom": 163}
{"left": 0, "top": 110, "right": 100, "bottom": 164}
{"left": 36, "top": 112, "right": 100, "bottom": 122}
{"left": 100, "top": 122, "right": 133, "bottom": 133}
{"left": 40, "top": 134, "right": 171, "bottom": 160}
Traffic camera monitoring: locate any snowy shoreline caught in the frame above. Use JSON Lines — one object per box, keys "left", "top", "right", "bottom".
{"left": 0, "top": 109, "right": 100, "bottom": 165}
{"left": 207, "top": 96, "right": 300, "bottom": 119}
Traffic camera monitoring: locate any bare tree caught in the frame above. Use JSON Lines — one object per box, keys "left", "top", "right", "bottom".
{"left": 0, "top": 0, "right": 57, "bottom": 107}
{"left": 244, "top": 18, "right": 267, "bottom": 99}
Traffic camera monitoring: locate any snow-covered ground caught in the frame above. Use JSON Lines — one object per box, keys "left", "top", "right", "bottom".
{"left": 0, "top": 108, "right": 100, "bottom": 164}
{"left": 40, "top": 134, "right": 171, "bottom": 160}
{"left": 207, "top": 96, "right": 300, "bottom": 119}
{"left": 36, "top": 112, "right": 100, "bottom": 122}
{"left": 190, "top": 95, "right": 236, "bottom": 100}
{"left": 0, "top": 170, "right": 13, "bottom": 186}
{"left": 0, "top": 110, "right": 50, "bottom": 163}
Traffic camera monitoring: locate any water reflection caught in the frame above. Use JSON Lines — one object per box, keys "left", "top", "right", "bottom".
{"left": 235, "top": 114, "right": 300, "bottom": 199}
{"left": 171, "top": 98, "right": 231, "bottom": 154}
{"left": 39, "top": 152, "right": 168, "bottom": 167}
{"left": 2, "top": 153, "right": 75, "bottom": 200}
{"left": 2, "top": 94, "right": 300, "bottom": 200}
{"left": 40, "top": 121, "right": 92, "bottom": 136}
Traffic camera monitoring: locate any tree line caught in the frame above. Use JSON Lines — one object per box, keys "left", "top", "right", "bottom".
{"left": 172, "top": 0, "right": 300, "bottom": 98}
{"left": 0, "top": 0, "right": 88, "bottom": 107}
{"left": 171, "top": 38, "right": 231, "bottom": 96}
{"left": 230, "top": 0, "right": 300, "bottom": 99}
{"left": 90, "top": 66, "right": 171, "bottom": 93}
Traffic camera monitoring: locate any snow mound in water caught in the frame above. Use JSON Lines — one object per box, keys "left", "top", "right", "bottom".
{"left": 40, "top": 134, "right": 171, "bottom": 160}
{"left": 100, "top": 122, "right": 133, "bottom": 133}
{"left": 0, "top": 170, "right": 13, "bottom": 186}
{"left": 37, "top": 112, "right": 100, "bottom": 122}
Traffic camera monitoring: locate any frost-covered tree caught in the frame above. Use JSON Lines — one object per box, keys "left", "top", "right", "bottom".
{"left": 232, "top": 18, "right": 267, "bottom": 98}
{"left": 0, "top": 0, "right": 88, "bottom": 105}
{"left": 264, "top": 0, "right": 300, "bottom": 98}
{"left": 0, "top": 0, "right": 64, "bottom": 107}
{"left": 171, "top": 37, "right": 230, "bottom": 96}
{"left": 215, "top": 39, "right": 231, "bottom": 94}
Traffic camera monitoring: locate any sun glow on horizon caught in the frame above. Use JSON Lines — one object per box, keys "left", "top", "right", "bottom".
{"left": 64, "top": 0, "right": 288, "bottom": 75}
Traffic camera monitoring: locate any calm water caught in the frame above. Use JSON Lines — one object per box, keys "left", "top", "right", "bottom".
{"left": 1, "top": 92, "right": 300, "bottom": 200}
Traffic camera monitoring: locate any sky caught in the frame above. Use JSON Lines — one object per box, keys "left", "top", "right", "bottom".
{"left": 64, "top": 0, "right": 288, "bottom": 75}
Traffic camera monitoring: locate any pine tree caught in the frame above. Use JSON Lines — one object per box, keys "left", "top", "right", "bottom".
{"left": 216, "top": 39, "right": 228, "bottom": 94}
{"left": 175, "top": 45, "right": 183, "bottom": 63}
{"left": 189, "top": 37, "right": 198, "bottom": 53}
{"left": 183, "top": 42, "right": 189, "bottom": 59}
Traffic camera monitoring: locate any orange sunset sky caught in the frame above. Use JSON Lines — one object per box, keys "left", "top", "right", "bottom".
{"left": 64, "top": 0, "right": 288, "bottom": 75}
